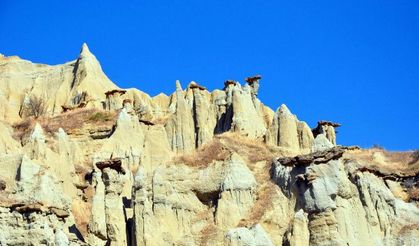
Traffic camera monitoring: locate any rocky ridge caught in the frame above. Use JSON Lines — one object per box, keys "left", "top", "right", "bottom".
{"left": 0, "top": 44, "right": 417, "bottom": 246}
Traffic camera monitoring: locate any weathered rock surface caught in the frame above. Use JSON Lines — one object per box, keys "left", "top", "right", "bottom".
{"left": 0, "top": 45, "right": 417, "bottom": 246}
{"left": 272, "top": 147, "right": 419, "bottom": 246}
{"left": 266, "top": 104, "right": 314, "bottom": 155}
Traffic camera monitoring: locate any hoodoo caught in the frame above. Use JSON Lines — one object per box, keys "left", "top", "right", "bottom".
{"left": 0, "top": 45, "right": 417, "bottom": 246}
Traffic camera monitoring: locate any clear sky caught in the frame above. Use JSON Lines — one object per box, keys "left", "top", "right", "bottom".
{"left": 1, "top": 1, "right": 418, "bottom": 150}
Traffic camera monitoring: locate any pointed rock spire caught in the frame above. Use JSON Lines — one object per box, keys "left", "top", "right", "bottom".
{"left": 175, "top": 80, "right": 183, "bottom": 92}
{"left": 79, "top": 43, "right": 93, "bottom": 58}
{"left": 278, "top": 104, "right": 292, "bottom": 116}
{"left": 30, "top": 123, "right": 46, "bottom": 144}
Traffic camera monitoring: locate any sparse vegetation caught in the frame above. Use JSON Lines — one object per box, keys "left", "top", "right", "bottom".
{"left": 20, "top": 95, "right": 48, "bottom": 118}
{"left": 407, "top": 186, "right": 419, "bottom": 201}
{"left": 221, "top": 132, "right": 276, "bottom": 163}
{"left": 12, "top": 109, "right": 117, "bottom": 141}
{"left": 410, "top": 150, "right": 419, "bottom": 164}
{"left": 175, "top": 137, "right": 230, "bottom": 168}
{"left": 344, "top": 148, "right": 419, "bottom": 176}
{"left": 88, "top": 111, "right": 114, "bottom": 122}
{"left": 238, "top": 181, "right": 278, "bottom": 227}
{"left": 174, "top": 132, "right": 279, "bottom": 168}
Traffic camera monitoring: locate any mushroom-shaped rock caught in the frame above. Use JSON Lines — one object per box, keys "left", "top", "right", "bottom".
{"left": 312, "top": 121, "right": 341, "bottom": 145}
{"left": 224, "top": 80, "right": 239, "bottom": 89}
{"left": 104, "top": 89, "right": 127, "bottom": 110}
{"left": 245, "top": 74, "right": 262, "bottom": 96}
{"left": 188, "top": 81, "right": 206, "bottom": 91}
{"left": 95, "top": 158, "right": 125, "bottom": 174}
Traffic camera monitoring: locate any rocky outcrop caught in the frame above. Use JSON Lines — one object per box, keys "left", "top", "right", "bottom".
{"left": 165, "top": 81, "right": 196, "bottom": 152}
{"left": 312, "top": 121, "right": 341, "bottom": 146}
{"left": 0, "top": 45, "right": 417, "bottom": 246}
{"left": 266, "top": 104, "right": 314, "bottom": 154}
{"left": 189, "top": 82, "right": 217, "bottom": 147}
{"left": 216, "top": 154, "right": 257, "bottom": 229}
{"left": 0, "top": 43, "right": 117, "bottom": 122}
{"left": 272, "top": 147, "right": 419, "bottom": 246}
{"left": 88, "top": 167, "right": 127, "bottom": 246}
{"left": 230, "top": 85, "right": 266, "bottom": 138}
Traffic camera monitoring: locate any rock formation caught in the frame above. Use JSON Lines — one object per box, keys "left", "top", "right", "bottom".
{"left": 0, "top": 44, "right": 417, "bottom": 246}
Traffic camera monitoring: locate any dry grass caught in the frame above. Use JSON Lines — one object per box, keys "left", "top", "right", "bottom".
{"left": 397, "top": 223, "right": 419, "bottom": 236}
{"left": 345, "top": 148, "right": 419, "bottom": 203}
{"left": 175, "top": 132, "right": 280, "bottom": 227}
{"left": 199, "top": 224, "right": 219, "bottom": 246}
{"left": 88, "top": 111, "right": 114, "bottom": 122}
{"left": 238, "top": 181, "right": 278, "bottom": 227}
{"left": 344, "top": 148, "right": 419, "bottom": 176}
{"left": 174, "top": 137, "right": 230, "bottom": 168}
{"left": 174, "top": 132, "right": 280, "bottom": 168}
{"left": 407, "top": 187, "right": 419, "bottom": 201}
{"left": 12, "top": 109, "right": 117, "bottom": 141}
{"left": 221, "top": 132, "right": 277, "bottom": 163}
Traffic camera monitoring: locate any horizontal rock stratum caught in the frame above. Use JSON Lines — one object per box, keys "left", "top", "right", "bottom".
{"left": 0, "top": 44, "right": 418, "bottom": 246}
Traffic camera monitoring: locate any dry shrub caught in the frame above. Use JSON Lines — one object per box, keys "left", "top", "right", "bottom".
{"left": 220, "top": 132, "right": 276, "bottom": 163}
{"left": 20, "top": 95, "right": 48, "bottom": 119}
{"left": 398, "top": 224, "right": 418, "bottom": 236}
{"left": 175, "top": 137, "right": 230, "bottom": 168}
{"left": 407, "top": 187, "right": 419, "bottom": 201}
{"left": 88, "top": 111, "right": 114, "bottom": 122}
{"left": 238, "top": 181, "right": 277, "bottom": 227}
{"left": 12, "top": 109, "right": 117, "bottom": 141}
{"left": 411, "top": 150, "right": 419, "bottom": 163}
{"left": 175, "top": 132, "right": 278, "bottom": 168}
{"left": 12, "top": 117, "right": 35, "bottom": 141}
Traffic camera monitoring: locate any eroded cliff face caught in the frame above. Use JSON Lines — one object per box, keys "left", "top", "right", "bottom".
{"left": 0, "top": 45, "right": 418, "bottom": 246}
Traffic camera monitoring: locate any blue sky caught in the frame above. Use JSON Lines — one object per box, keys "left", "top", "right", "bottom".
{"left": 1, "top": 1, "right": 418, "bottom": 150}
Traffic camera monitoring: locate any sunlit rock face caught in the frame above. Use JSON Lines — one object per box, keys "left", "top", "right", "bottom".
{"left": 0, "top": 46, "right": 417, "bottom": 246}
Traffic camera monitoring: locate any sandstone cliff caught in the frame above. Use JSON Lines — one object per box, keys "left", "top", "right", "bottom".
{"left": 0, "top": 45, "right": 417, "bottom": 246}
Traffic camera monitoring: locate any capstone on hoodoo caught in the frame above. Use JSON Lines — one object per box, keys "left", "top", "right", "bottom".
{"left": 0, "top": 44, "right": 416, "bottom": 246}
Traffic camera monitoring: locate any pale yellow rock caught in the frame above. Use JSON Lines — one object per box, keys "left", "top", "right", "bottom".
{"left": 190, "top": 84, "right": 217, "bottom": 147}
{"left": 267, "top": 104, "right": 316, "bottom": 154}
{"left": 216, "top": 154, "right": 257, "bottom": 229}
{"left": 297, "top": 121, "right": 315, "bottom": 154}
{"left": 165, "top": 81, "right": 195, "bottom": 152}
{"left": 288, "top": 210, "right": 309, "bottom": 246}
{"left": 0, "top": 46, "right": 417, "bottom": 246}
{"left": 0, "top": 43, "right": 117, "bottom": 121}
{"left": 230, "top": 86, "right": 266, "bottom": 138}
